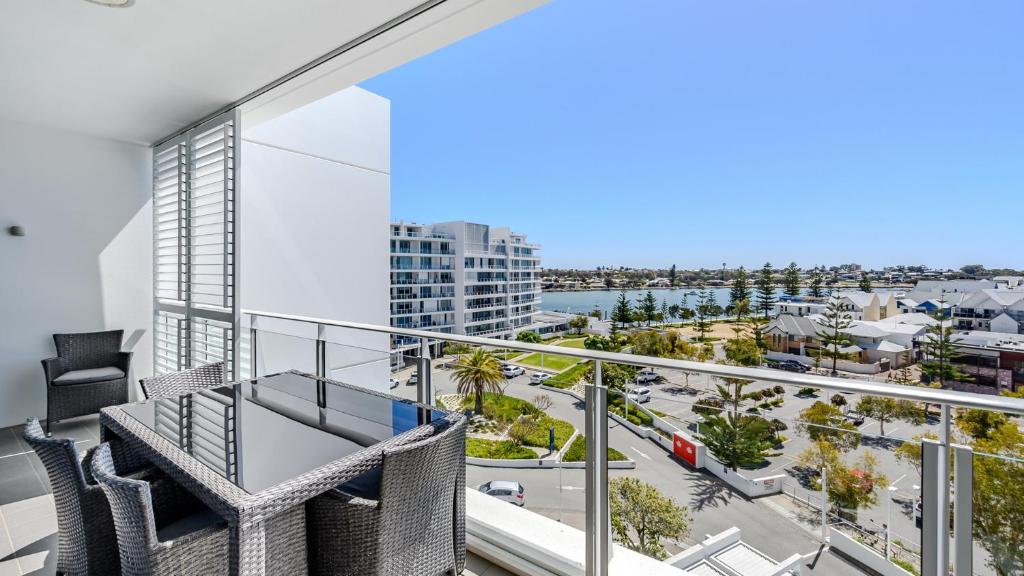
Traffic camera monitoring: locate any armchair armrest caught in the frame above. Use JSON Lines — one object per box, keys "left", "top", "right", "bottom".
{"left": 116, "top": 351, "right": 133, "bottom": 373}
{"left": 41, "top": 357, "right": 66, "bottom": 384}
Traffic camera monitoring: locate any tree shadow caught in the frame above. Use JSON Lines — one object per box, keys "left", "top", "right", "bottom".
{"left": 689, "top": 473, "right": 735, "bottom": 511}
{"left": 861, "top": 435, "right": 900, "bottom": 450}
{"left": 662, "top": 385, "right": 700, "bottom": 397}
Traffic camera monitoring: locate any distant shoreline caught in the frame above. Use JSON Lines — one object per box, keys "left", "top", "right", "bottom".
{"left": 542, "top": 284, "right": 912, "bottom": 293}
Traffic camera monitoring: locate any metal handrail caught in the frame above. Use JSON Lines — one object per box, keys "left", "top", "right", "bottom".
{"left": 241, "top": 308, "right": 1024, "bottom": 415}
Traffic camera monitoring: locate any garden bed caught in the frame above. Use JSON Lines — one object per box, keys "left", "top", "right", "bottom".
{"left": 466, "top": 438, "right": 538, "bottom": 460}
{"left": 561, "top": 435, "right": 628, "bottom": 462}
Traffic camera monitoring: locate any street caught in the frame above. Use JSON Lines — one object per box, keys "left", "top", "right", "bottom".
{"left": 395, "top": 360, "right": 866, "bottom": 574}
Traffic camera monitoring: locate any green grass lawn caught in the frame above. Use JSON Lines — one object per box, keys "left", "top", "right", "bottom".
{"left": 517, "top": 352, "right": 580, "bottom": 371}
{"left": 466, "top": 438, "right": 537, "bottom": 460}
{"left": 561, "top": 435, "right": 628, "bottom": 462}
{"left": 521, "top": 417, "right": 574, "bottom": 450}
{"left": 546, "top": 361, "right": 591, "bottom": 389}
{"left": 556, "top": 337, "right": 587, "bottom": 349}
{"left": 461, "top": 392, "right": 536, "bottom": 422}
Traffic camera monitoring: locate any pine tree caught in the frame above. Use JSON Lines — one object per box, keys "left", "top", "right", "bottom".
{"left": 858, "top": 272, "right": 873, "bottom": 293}
{"left": 919, "top": 295, "right": 971, "bottom": 388}
{"left": 694, "top": 282, "right": 714, "bottom": 340}
{"left": 783, "top": 262, "right": 801, "bottom": 297}
{"left": 668, "top": 264, "right": 677, "bottom": 287}
{"left": 755, "top": 262, "right": 777, "bottom": 318}
{"left": 819, "top": 295, "right": 854, "bottom": 375}
{"left": 637, "top": 290, "right": 659, "bottom": 327}
{"left": 660, "top": 299, "right": 670, "bottom": 324}
{"left": 808, "top": 267, "right": 825, "bottom": 298}
{"left": 611, "top": 290, "right": 633, "bottom": 330}
{"left": 729, "top": 266, "right": 752, "bottom": 320}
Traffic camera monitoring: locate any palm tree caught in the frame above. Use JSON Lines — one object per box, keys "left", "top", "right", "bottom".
{"left": 452, "top": 348, "right": 505, "bottom": 415}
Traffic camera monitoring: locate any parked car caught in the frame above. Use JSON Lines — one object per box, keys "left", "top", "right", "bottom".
{"left": 389, "top": 378, "right": 399, "bottom": 389}
{"left": 626, "top": 387, "right": 652, "bottom": 403}
{"left": 530, "top": 372, "right": 552, "bottom": 385}
{"left": 479, "top": 480, "right": 525, "bottom": 506}
{"left": 844, "top": 411, "right": 865, "bottom": 426}
{"left": 408, "top": 372, "right": 418, "bottom": 386}
{"left": 914, "top": 498, "right": 922, "bottom": 527}
{"left": 502, "top": 365, "right": 525, "bottom": 378}
{"left": 778, "top": 360, "right": 809, "bottom": 373}
{"left": 636, "top": 369, "right": 658, "bottom": 383}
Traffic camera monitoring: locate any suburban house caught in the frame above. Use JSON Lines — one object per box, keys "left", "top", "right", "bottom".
{"left": 925, "top": 331, "right": 1024, "bottom": 393}
{"left": 897, "top": 297, "right": 954, "bottom": 317}
{"left": 765, "top": 312, "right": 936, "bottom": 370}
{"left": 774, "top": 300, "right": 827, "bottom": 317}
{"left": 953, "top": 289, "right": 1024, "bottom": 335}
{"left": 832, "top": 291, "right": 898, "bottom": 321}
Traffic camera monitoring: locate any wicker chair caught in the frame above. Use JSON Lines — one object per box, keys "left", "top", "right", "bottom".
{"left": 42, "top": 330, "right": 131, "bottom": 434}
{"left": 22, "top": 418, "right": 199, "bottom": 576}
{"left": 90, "top": 443, "right": 231, "bottom": 576}
{"left": 306, "top": 415, "right": 467, "bottom": 576}
{"left": 139, "top": 362, "right": 225, "bottom": 400}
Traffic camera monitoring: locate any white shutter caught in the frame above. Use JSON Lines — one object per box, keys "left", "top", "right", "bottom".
{"left": 153, "top": 109, "right": 240, "bottom": 381}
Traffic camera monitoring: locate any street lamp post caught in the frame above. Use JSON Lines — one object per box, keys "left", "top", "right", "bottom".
{"left": 886, "top": 485, "right": 898, "bottom": 560}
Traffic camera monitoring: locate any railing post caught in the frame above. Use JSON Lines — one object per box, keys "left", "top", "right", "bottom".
{"left": 249, "top": 325, "right": 258, "bottom": 379}
{"left": 315, "top": 323, "right": 327, "bottom": 379}
{"left": 953, "top": 444, "right": 973, "bottom": 576}
{"left": 820, "top": 466, "right": 828, "bottom": 542}
{"left": 939, "top": 403, "right": 951, "bottom": 574}
{"left": 585, "top": 360, "right": 609, "bottom": 576}
{"left": 418, "top": 337, "right": 433, "bottom": 406}
{"left": 921, "top": 438, "right": 942, "bottom": 576}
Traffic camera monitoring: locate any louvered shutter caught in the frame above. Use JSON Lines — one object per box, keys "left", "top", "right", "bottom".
{"left": 153, "top": 110, "right": 240, "bottom": 381}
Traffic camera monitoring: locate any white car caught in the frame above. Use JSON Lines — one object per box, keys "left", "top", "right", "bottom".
{"left": 636, "top": 370, "right": 658, "bottom": 383}
{"left": 408, "top": 372, "right": 418, "bottom": 386}
{"left": 626, "top": 387, "right": 652, "bottom": 403}
{"left": 530, "top": 372, "right": 552, "bottom": 385}
{"left": 502, "top": 365, "right": 525, "bottom": 378}
{"left": 389, "top": 378, "right": 399, "bottom": 389}
{"left": 479, "top": 480, "right": 525, "bottom": 506}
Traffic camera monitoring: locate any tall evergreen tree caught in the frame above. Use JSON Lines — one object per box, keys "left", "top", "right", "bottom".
{"left": 755, "top": 262, "right": 777, "bottom": 318}
{"left": 668, "top": 264, "right": 677, "bottom": 287}
{"left": 694, "top": 283, "right": 714, "bottom": 340}
{"left": 637, "top": 290, "right": 659, "bottom": 327}
{"left": 808, "top": 267, "right": 825, "bottom": 298}
{"left": 611, "top": 290, "right": 633, "bottom": 330}
{"left": 919, "top": 295, "right": 971, "bottom": 388}
{"left": 819, "top": 295, "right": 854, "bottom": 375}
{"left": 729, "top": 266, "right": 752, "bottom": 320}
{"left": 783, "top": 262, "right": 801, "bottom": 297}
{"left": 858, "top": 272, "right": 873, "bottom": 293}
{"left": 660, "top": 299, "right": 670, "bottom": 323}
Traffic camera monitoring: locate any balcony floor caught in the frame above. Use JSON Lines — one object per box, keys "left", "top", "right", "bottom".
{"left": 0, "top": 416, "right": 511, "bottom": 576}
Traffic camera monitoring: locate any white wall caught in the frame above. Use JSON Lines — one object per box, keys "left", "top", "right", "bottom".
{"left": 241, "top": 86, "right": 391, "bottom": 392}
{"left": 0, "top": 117, "right": 152, "bottom": 427}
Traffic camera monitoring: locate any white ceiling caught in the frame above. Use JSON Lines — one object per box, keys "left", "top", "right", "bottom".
{"left": 0, "top": 0, "right": 427, "bottom": 144}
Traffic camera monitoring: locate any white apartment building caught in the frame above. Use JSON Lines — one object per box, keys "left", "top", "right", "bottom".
{"left": 390, "top": 221, "right": 542, "bottom": 352}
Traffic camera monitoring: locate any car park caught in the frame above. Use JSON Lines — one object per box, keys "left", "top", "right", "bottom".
{"left": 478, "top": 480, "right": 525, "bottom": 506}
{"left": 626, "top": 387, "right": 652, "bottom": 403}
{"left": 502, "top": 365, "right": 525, "bottom": 378}
{"left": 530, "top": 372, "right": 552, "bottom": 385}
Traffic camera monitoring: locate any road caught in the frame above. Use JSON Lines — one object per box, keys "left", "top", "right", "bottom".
{"left": 395, "top": 361, "right": 866, "bottom": 574}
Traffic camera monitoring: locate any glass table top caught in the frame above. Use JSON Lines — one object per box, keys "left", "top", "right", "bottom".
{"left": 119, "top": 371, "right": 448, "bottom": 494}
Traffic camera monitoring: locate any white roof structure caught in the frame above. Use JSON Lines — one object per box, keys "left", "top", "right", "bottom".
{"left": 836, "top": 291, "right": 876, "bottom": 308}
{"left": 843, "top": 324, "right": 890, "bottom": 338}
{"left": 880, "top": 312, "right": 939, "bottom": 327}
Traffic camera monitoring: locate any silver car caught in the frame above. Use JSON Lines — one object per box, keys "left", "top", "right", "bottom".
{"left": 479, "top": 480, "right": 525, "bottom": 506}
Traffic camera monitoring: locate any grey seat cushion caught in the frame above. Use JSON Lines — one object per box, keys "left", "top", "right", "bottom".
{"left": 53, "top": 367, "right": 125, "bottom": 385}
{"left": 156, "top": 508, "right": 225, "bottom": 543}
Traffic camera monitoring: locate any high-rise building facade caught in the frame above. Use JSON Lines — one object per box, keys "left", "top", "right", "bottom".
{"left": 389, "top": 221, "right": 541, "bottom": 353}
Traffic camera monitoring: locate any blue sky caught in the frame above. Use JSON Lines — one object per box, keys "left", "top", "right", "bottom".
{"left": 362, "top": 0, "right": 1023, "bottom": 270}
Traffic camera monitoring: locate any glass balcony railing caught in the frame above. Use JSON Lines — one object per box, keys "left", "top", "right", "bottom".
{"left": 240, "top": 308, "right": 1024, "bottom": 576}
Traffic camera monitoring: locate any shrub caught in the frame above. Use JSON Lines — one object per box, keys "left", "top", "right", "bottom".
{"left": 693, "top": 397, "right": 725, "bottom": 417}
{"left": 761, "top": 388, "right": 775, "bottom": 398}
{"left": 773, "top": 385, "right": 786, "bottom": 395}
{"left": 520, "top": 416, "right": 574, "bottom": 450}
{"left": 771, "top": 398, "right": 784, "bottom": 407}
{"left": 745, "top": 407, "right": 761, "bottom": 414}
{"left": 466, "top": 438, "right": 536, "bottom": 460}
{"left": 747, "top": 391, "right": 764, "bottom": 401}
{"left": 758, "top": 402, "right": 772, "bottom": 410}
{"left": 798, "top": 387, "right": 819, "bottom": 397}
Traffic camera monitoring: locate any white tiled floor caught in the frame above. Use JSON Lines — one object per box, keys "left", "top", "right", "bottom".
{"left": 0, "top": 415, "right": 511, "bottom": 575}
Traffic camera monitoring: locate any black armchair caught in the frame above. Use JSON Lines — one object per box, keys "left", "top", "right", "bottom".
{"left": 42, "top": 330, "right": 131, "bottom": 434}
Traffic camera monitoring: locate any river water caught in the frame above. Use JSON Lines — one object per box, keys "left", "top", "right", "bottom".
{"left": 538, "top": 287, "right": 897, "bottom": 318}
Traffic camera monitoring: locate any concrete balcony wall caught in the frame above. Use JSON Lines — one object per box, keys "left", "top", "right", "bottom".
{"left": 0, "top": 117, "right": 153, "bottom": 427}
